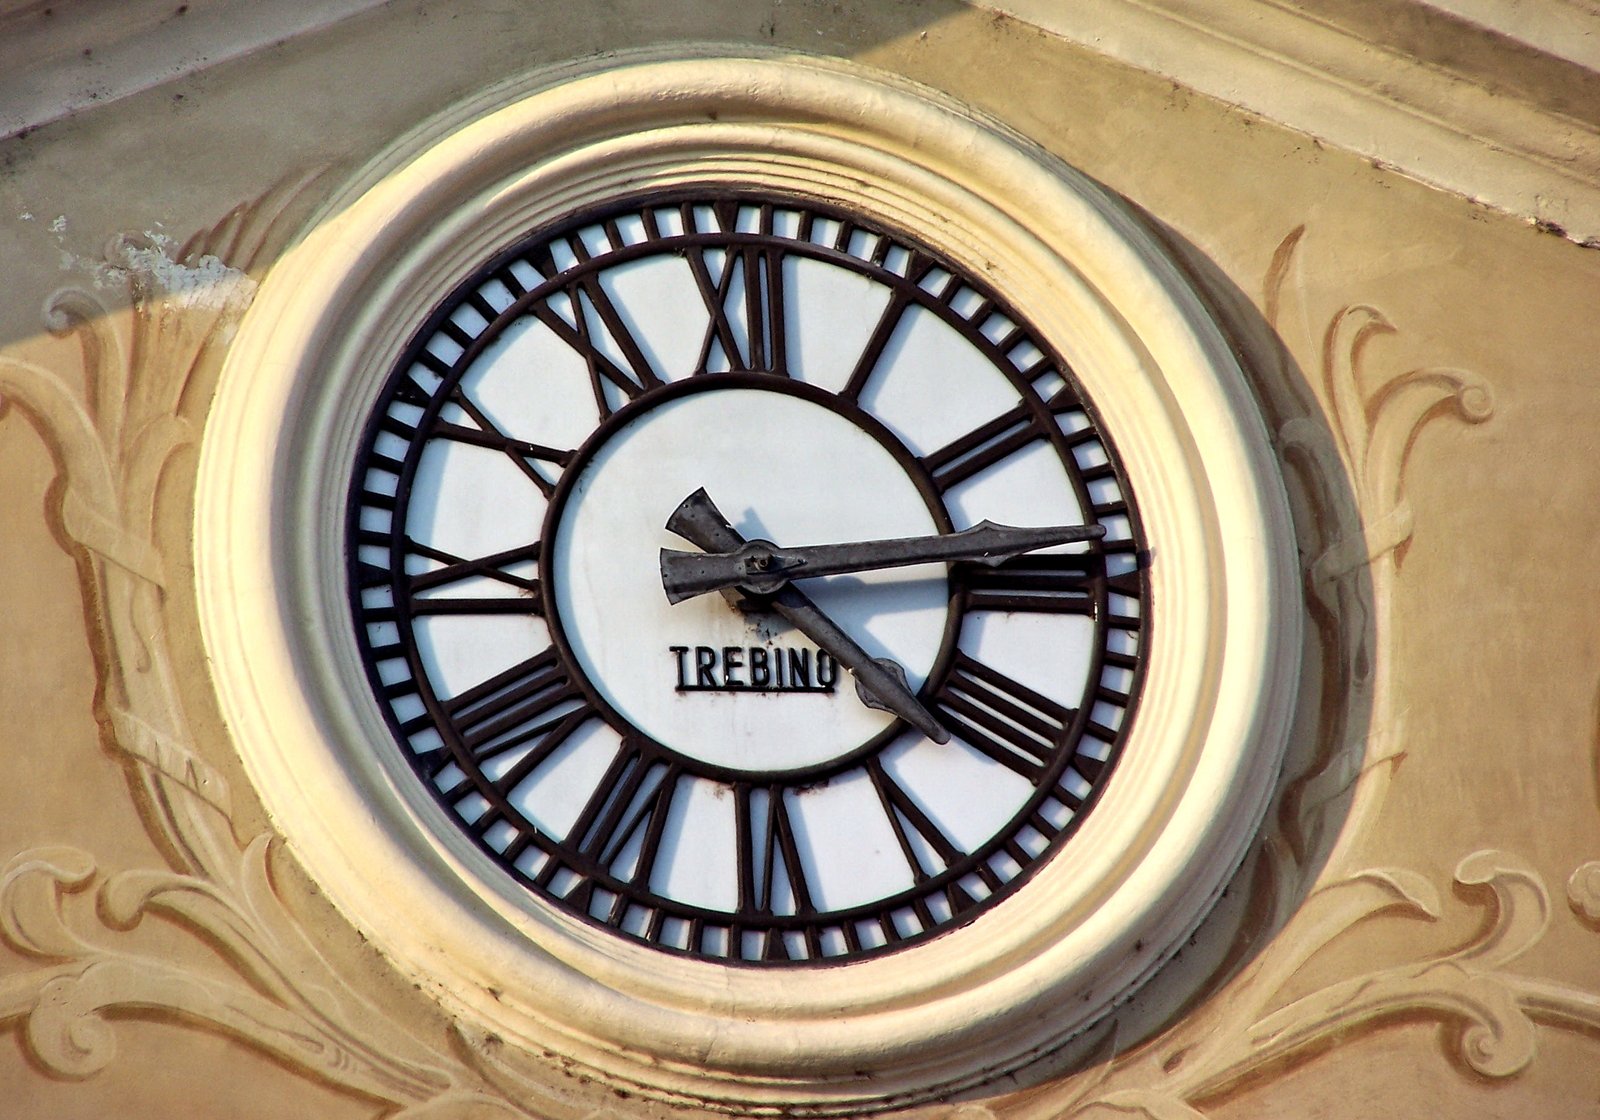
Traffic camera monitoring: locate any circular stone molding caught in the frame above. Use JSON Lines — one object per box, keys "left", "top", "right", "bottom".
{"left": 195, "top": 53, "right": 1301, "bottom": 1113}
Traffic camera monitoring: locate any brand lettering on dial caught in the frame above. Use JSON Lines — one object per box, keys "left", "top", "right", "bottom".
{"left": 670, "top": 644, "right": 840, "bottom": 694}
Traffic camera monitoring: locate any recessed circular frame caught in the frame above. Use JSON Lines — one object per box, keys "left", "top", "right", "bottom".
{"left": 196, "top": 54, "right": 1302, "bottom": 1113}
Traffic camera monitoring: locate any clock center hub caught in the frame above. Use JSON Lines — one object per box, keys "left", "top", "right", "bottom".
{"left": 547, "top": 379, "right": 951, "bottom": 775}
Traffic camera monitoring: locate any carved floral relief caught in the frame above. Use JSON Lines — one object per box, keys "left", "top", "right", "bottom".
{"left": 1032, "top": 226, "right": 1600, "bottom": 1119}
{"left": 0, "top": 181, "right": 538, "bottom": 1120}
{"left": 1, "top": 177, "right": 1596, "bottom": 1120}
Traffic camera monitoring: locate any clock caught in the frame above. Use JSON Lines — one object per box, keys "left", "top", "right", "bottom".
{"left": 345, "top": 190, "right": 1146, "bottom": 963}
{"left": 196, "top": 56, "right": 1300, "bottom": 1111}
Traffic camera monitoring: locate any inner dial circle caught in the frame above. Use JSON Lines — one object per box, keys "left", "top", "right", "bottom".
{"left": 549, "top": 382, "right": 950, "bottom": 773}
{"left": 345, "top": 187, "right": 1150, "bottom": 964}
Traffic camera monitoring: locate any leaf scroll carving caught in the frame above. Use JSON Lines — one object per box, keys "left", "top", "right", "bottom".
{"left": 1011, "top": 227, "right": 1600, "bottom": 1120}
{"left": 0, "top": 177, "right": 549, "bottom": 1115}
{"left": 6, "top": 185, "right": 1597, "bottom": 1120}
{"left": 1064, "top": 854, "right": 1600, "bottom": 1118}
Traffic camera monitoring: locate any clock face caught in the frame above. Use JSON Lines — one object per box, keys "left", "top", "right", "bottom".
{"left": 346, "top": 190, "right": 1147, "bottom": 964}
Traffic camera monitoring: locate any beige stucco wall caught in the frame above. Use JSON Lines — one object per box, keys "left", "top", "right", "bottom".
{"left": 3, "top": 3, "right": 1600, "bottom": 1117}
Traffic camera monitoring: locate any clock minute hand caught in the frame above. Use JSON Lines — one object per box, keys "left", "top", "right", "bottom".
{"left": 663, "top": 489, "right": 951, "bottom": 744}
{"left": 661, "top": 518, "right": 1106, "bottom": 603}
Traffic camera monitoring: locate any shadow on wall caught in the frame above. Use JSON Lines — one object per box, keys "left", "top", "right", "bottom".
{"left": 954, "top": 209, "right": 1503, "bottom": 1116}
{"left": 0, "top": 17, "right": 1519, "bottom": 1118}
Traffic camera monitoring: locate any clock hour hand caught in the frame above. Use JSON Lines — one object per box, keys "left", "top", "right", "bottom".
{"left": 664, "top": 489, "right": 951, "bottom": 744}
{"left": 661, "top": 510, "right": 1105, "bottom": 604}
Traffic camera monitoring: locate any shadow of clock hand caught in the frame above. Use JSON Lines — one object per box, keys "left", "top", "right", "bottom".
{"left": 664, "top": 488, "right": 950, "bottom": 743}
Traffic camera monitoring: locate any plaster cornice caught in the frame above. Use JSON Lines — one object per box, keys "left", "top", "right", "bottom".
{"left": 982, "top": 0, "right": 1600, "bottom": 244}
{"left": 5, "top": 0, "right": 1600, "bottom": 241}
{"left": 0, "top": 0, "right": 388, "bottom": 140}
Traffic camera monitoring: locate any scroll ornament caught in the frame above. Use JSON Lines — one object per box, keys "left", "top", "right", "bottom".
{"left": 0, "top": 181, "right": 560, "bottom": 1119}
{"left": 1044, "top": 227, "right": 1600, "bottom": 1119}
{"left": 3, "top": 192, "right": 1597, "bottom": 1120}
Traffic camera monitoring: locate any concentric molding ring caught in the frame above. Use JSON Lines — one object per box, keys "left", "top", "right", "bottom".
{"left": 195, "top": 53, "right": 1301, "bottom": 1112}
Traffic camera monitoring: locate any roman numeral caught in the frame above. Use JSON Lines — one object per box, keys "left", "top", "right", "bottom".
{"left": 402, "top": 539, "right": 543, "bottom": 617}
{"left": 920, "top": 380, "right": 1083, "bottom": 494}
{"left": 438, "top": 648, "right": 591, "bottom": 772}
{"left": 567, "top": 229, "right": 664, "bottom": 392}
{"left": 734, "top": 786, "right": 815, "bottom": 924}
{"left": 960, "top": 554, "right": 1098, "bottom": 615}
{"left": 838, "top": 252, "right": 941, "bottom": 401}
{"left": 564, "top": 743, "right": 681, "bottom": 883}
{"left": 507, "top": 240, "right": 662, "bottom": 418}
{"left": 683, "top": 202, "right": 789, "bottom": 375}
{"left": 406, "top": 599, "right": 544, "bottom": 617}
{"left": 534, "top": 743, "right": 683, "bottom": 926}
{"left": 931, "top": 653, "right": 1076, "bottom": 784}
{"left": 432, "top": 388, "right": 573, "bottom": 497}
{"left": 866, "top": 758, "right": 962, "bottom": 885}
{"left": 838, "top": 291, "right": 910, "bottom": 401}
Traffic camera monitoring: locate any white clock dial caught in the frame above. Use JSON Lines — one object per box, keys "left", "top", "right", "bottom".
{"left": 550, "top": 382, "right": 948, "bottom": 772}
{"left": 348, "top": 192, "right": 1145, "bottom": 963}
